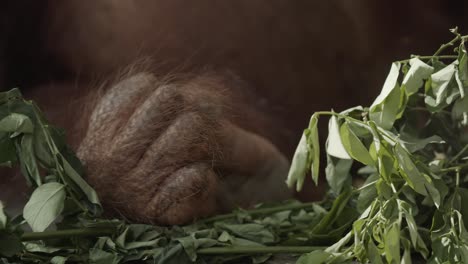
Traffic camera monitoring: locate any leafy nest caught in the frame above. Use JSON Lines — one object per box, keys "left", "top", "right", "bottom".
{"left": 1, "top": 29, "right": 468, "bottom": 263}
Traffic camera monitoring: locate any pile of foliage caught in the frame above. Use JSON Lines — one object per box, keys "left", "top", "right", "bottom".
{"left": 1, "top": 30, "right": 468, "bottom": 263}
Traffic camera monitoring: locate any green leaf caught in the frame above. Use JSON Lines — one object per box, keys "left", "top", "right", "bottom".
{"left": 0, "top": 113, "right": 34, "bottom": 135}
{"left": 357, "top": 174, "right": 379, "bottom": 213}
{"left": 24, "top": 242, "right": 63, "bottom": 253}
{"left": 402, "top": 58, "right": 434, "bottom": 96}
{"left": 312, "top": 189, "right": 353, "bottom": 235}
{"left": 296, "top": 250, "right": 332, "bottom": 264}
{"left": 287, "top": 114, "right": 320, "bottom": 190}
{"left": 325, "top": 155, "right": 353, "bottom": 194}
{"left": 368, "top": 123, "right": 396, "bottom": 183}
{"left": 456, "top": 43, "right": 468, "bottom": 98}
{"left": 23, "top": 182, "right": 66, "bottom": 232}
{"left": 399, "top": 134, "right": 445, "bottom": 153}
{"left": 452, "top": 95, "right": 468, "bottom": 125}
{"left": 309, "top": 114, "right": 320, "bottom": 185}
{"left": 424, "top": 179, "right": 441, "bottom": 208}
{"left": 89, "top": 248, "right": 122, "bottom": 264}
{"left": 61, "top": 158, "right": 102, "bottom": 215}
{"left": 50, "top": 256, "right": 69, "bottom": 264}
{"left": 456, "top": 188, "right": 468, "bottom": 229}
{"left": 339, "top": 121, "right": 375, "bottom": 166}
{"left": 367, "top": 240, "right": 384, "bottom": 264}
{"left": 152, "top": 243, "right": 191, "bottom": 264}
{"left": 400, "top": 201, "right": 429, "bottom": 257}
{"left": 217, "top": 223, "right": 276, "bottom": 244}
{"left": 18, "top": 134, "right": 41, "bottom": 186}
{"left": 326, "top": 115, "right": 351, "bottom": 159}
{"left": 384, "top": 222, "right": 401, "bottom": 264}
{"left": 394, "top": 144, "right": 428, "bottom": 196}
{"left": 401, "top": 237, "right": 413, "bottom": 264}
{"left": 0, "top": 202, "right": 6, "bottom": 230}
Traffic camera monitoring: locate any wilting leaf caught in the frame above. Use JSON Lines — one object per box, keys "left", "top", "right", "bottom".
{"left": 287, "top": 114, "right": 320, "bottom": 190}
{"left": 402, "top": 58, "right": 434, "bottom": 95}
{"left": 309, "top": 114, "right": 320, "bottom": 185}
{"left": 370, "top": 63, "right": 402, "bottom": 129}
{"left": 287, "top": 132, "right": 311, "bottom": 191}
{"left": 326, "top": 116, "right": 351, "bottom": 159}
{"left": 371, "top": 63, "right": 401, "bottom": 107}
{"left": 425, "top": 63, "right": 460, "bottom": 111}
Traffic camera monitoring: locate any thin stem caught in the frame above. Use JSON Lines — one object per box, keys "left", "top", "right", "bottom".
{"left": 32, "top": 102, "right": 89, "bottom": 214}
{"left": 450, "top": 144, "right": 468, "bottom": 164}
{"left": 197, "top": 246, "right": 325, "bottom": 255}
{"left": 355, "top": 180, "right": 377, "bottom": 192}
{"left": 20, "top": 252, "right": 84, "bottom": 262}
{"left": 398, "top": 55, "right": 458, "bottom": 64}
{"left": 440, "top": 163, "right": 468, "bottom": 172}
{"left": 20, "top": 252, "right": 51, "bottom": 261}
{"left": 21, "top": 228, "right": 115, "bottom": 241}
{"left": 433, "top": 34, "right": 461, "bottom": 57}
{"left": 199, "top": 202, "right": 316, "bottom": 223}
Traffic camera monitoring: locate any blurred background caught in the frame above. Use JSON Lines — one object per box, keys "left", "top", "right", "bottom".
{"left": 1, "top": 0, "right": 467, "bottom": 128}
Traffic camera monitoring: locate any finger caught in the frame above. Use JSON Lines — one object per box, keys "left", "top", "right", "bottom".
{"left": 146, "top": 163, "right": 220, "bottom": 225}
{"left": 121, "top": 112, "right": 220, "bottom": 179}
{"left": 83, "top": 73, "right": 157, "bottom": 146}
{"left": 109, "top": 83, "right": 184, "bottom": 157}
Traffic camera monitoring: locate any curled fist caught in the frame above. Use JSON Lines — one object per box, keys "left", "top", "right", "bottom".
{"left": 77, "top": 72, "right": 291, "bottom": 225}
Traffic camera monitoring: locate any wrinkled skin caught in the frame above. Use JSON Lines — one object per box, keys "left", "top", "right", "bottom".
{"left": 0, "top": 0, "right": 465, "bottom": 224}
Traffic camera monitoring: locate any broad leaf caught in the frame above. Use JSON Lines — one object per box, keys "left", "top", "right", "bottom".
{"left": 339, "top": 121, "right": 374, "bottom": 166}
{"left": 23, "top": 182, "right": 66, "bottom": 232}
{"left": 0, "top": 113, "right": 34, "bottom": 135}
